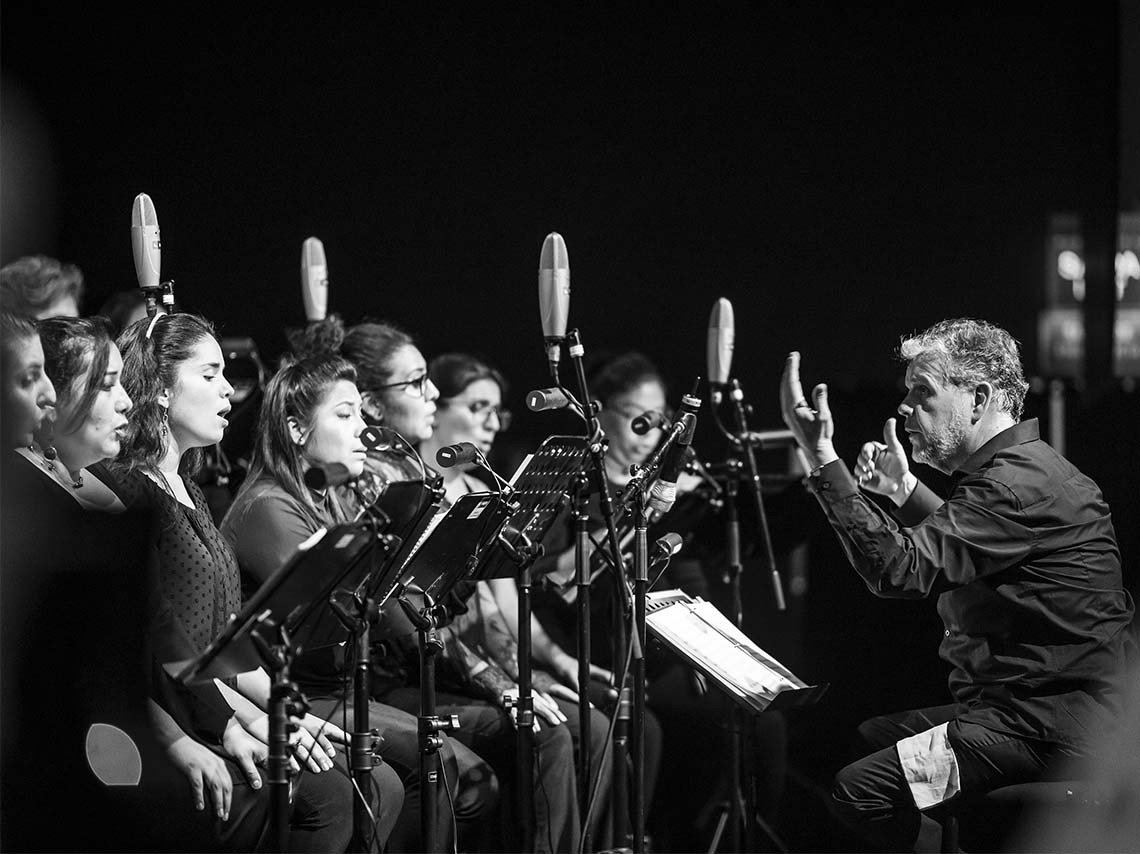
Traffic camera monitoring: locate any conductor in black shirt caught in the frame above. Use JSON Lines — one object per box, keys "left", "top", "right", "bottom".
{"left": 779, "top": 317, "right": 1135, "bottom": 852}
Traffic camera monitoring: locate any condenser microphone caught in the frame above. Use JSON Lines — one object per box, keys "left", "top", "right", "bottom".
{"left": 631, "top": 410, "right": 669, "bottom": 435}
{"left": 707, "top": 297, "right": 735, "bottom": 405}
{"left": 647, "top": 393, "right": 701, "bottom": 514}
{"left": 131, "top": 193, "right": 162, "bottom": 315}
{"left": 301, "top": 237, "right": 328, "bottom": 322}
{"left": 538, "top": 232, "right": 570, "bottom": 372}
{"left": 436, "top": 442, "right": 480, "bottom": 469}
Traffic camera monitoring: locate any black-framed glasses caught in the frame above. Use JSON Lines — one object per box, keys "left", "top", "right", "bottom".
{"left": 378, "top": 374, "right": 433, "bottom": 398}
{"left": 442, "top": 397, "right": 512, "bottom": 430}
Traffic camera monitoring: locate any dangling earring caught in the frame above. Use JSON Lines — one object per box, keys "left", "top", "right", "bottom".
{"left": 161, "top": 408, "right": 169, "bottom": 438}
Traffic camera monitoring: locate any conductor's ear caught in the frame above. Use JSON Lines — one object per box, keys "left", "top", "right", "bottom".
{"left": 973, "top": 383, "right": 994, "bottom": 421}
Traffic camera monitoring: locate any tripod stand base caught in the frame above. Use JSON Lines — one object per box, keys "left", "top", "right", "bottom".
{"left": 698, "top": 799, "right": 789, "bottom": 854}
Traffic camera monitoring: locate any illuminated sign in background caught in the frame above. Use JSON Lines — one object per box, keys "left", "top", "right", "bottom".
{"left": 1038, "top": 212, "right": 1140, "bottom": 378}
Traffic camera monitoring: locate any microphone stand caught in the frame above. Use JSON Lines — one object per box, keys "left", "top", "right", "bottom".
{"left": 248, "top": 621, "right": 305, "bottom": 854}
{"left": 618, "top": 414, "right": 692, "bottom": 854}
{"left": 328, "top": 591, "right": 384, "bottom": 853}
{"left": 728, "top": 380, "right": 786, "bottom": 613}
{"left": 140, "top": 280, "right": 177, "bottom": 318}
{"left": 630, "top": 484, "right": 649, "bottom": 854}
{"left": 494, "top": 527, "right": 546, "bottom": 853}
{"left": 703, "top": 380, "right": 787, "bottom": 853}
{"left": 698, "top": 456, "right": 753, "bottom": 854}
{"left": 570, "top": 470, "right": 595, "bottom": 852}
{"left": 565, "top": 328, "right": 632, "bottom": 851}
{"left": 395, "top": 587, "right": 460, "bottom": 854}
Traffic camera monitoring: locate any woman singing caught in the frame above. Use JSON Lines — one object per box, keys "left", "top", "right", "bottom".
{"left": 113, "top": 311, "right": 388, "bottom": 852}
{"left": 219, "top": 348, "right": 497, "bottom": 853}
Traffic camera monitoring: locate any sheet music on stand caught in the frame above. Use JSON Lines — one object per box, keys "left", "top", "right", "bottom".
{"left": 359, "top": 478, "right": 444, "bottom": 607}
{"left": 645, "top": 589, "right": 828, "bottom": 714}
{"left": 396, "top": 490, "right": 512, "bottom": 603}
{"left": 475, "top": 434, "right": 592, "bottom": 581}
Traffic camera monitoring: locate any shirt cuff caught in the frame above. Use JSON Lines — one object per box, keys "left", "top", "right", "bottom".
{"left": 808, "top": 458, "right": 860, "bottom": 503}
{"left": 894, "top": 477, "right": 943, "bottom": 527}
{"left": 896, "top": 722, "right": 961, "bottom": 810}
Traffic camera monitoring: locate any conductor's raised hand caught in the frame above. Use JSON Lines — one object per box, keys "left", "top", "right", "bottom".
{"left": 779, "top": 351, "right": 838, "bottom": 468}
{"left": 854, "top": 418, "right": 910, "bottom": 496}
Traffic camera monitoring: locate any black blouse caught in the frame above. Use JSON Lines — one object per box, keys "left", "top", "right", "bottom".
{"left": 114, "top": 467, "right": 242, "bottom": 656}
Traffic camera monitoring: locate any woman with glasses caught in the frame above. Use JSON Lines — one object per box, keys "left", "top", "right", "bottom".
{"left": 219, "top": 347, "right": 502, "bottom": 853}
{"left": 418, "top": 352, "right": 510, "bottom": 504}
{"left": 420, "top": 352, "right": 620, "bottom": 843}
{"left": 309, "top": 316, "right": 583, "bottom": 854}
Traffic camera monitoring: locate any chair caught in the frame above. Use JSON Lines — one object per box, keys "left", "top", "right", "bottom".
{"left": 938, "top": 779, "right": 1103, "bottom": 853}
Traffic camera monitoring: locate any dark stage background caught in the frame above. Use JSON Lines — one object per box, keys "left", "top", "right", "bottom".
{"left": 3, "top": 4, "right": 1138, "bottom": 850}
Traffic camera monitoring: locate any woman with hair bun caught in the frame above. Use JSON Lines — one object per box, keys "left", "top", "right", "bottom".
{"left": 219, "top": 342, "right": 498, "bottom": 853}
{"left": 297, "top": 315, "right": 583, "bottom": 854}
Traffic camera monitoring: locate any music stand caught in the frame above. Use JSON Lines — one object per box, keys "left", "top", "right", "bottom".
{"left": 644, "top": 589, "right": 828, "bottom": 853}
{"left": 175, "top": 520, "right": 379, "bottom": 853}
{"left": 401, "top": 435, "right": 593, "bottom": 851}
{"left": 398, "top": 491, "right": 512, "bottom": 603}
{"left": 359, "top": 478, "right": 445, "bottom": 607}
{"left": 335, "top": 476, "right": 443, "bottom": 853}
{"left": 387, "top": 489, "right": 512, "bottom": 852}
{"left": 468, "top": 435, "right": 602, "bottom": 852}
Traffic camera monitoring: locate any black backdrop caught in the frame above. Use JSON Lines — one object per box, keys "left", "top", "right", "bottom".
{"left": 3, "top": 4, "right": 1138, "bottom": 848}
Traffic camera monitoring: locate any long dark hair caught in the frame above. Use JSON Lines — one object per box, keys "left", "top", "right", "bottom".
{"left": 115, "top": 312, "right": 217, "bottom": 477}
{"left": 235, "top": 353, "right": 358, "bottom": 527}
{"left": 36, "top": 316, "right": 114, "bottom": 436}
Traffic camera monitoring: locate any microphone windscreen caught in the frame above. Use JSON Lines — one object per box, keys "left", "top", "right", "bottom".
{"left": 304, "top": 462, "right": 355, "bottom": 490}
{"left": 360, "top": 425, "right": 394, "bottom": 452}
{"left": 652, "top": 532, "right": 685, "bottom": 560}
{"left": 437, "top": 442, "right": 479, "bottom": 468}
{"left": 301, "top": 237, "right": 328, "bottom": 323}
{"left": 130, "top": 193, "right": 161, "bottom": 290}
{"left": 526, "top": 387, "right": 571, "bottom": 412}
{"left": 631, "top": 410, "right": 668, "bottom": 435}
{"left": 538, "top": 232, "right": 570, "bottom": 341}
{"left": 707, "top": 297, "right": 735, "bottom": 387}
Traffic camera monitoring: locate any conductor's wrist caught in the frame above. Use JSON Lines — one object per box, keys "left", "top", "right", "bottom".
{"left": 889, "top": 472, "right": 918, "bottom": 507}
{"left": 810, "top": 444, "right": 840, "bottom": 472}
